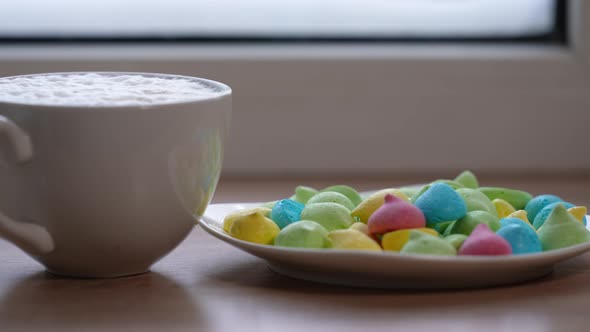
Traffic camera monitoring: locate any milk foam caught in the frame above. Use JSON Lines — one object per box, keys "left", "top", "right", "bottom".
{"left": 0, "top": 73, "right": 223, "bottom": 107}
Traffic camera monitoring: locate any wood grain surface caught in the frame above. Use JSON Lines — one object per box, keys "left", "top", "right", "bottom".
{"left": 2, "top": 176, "right": 590, "bottom": 331}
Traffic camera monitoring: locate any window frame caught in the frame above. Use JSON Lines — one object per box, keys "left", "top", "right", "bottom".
{"left": 0, "top": 0, "right": 588, "bottom": 175}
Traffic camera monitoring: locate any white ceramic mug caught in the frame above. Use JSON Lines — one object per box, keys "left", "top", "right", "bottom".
{"left": 0, "top": 72, "right": 231, "bottom": 277}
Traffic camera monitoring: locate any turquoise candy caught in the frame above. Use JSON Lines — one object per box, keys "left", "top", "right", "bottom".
{"left": 271, "top": 199, "right": 305, "bottom": 229}
{"left": 414, "top": 183, "right": 467, "bottom": 224}
{"left": 525, "top": 194, "right": 562, "bottom": 222}
{"left": 533, "top": 202, "right": 586, "bottom": 229}
{"left": 497, "top": 221, "right": 542, "bottom": 255}
{"left": 500, "top": 217, "right": 532, "bottom": 229}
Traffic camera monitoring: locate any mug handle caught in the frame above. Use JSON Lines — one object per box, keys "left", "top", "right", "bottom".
{"left": 0, "top": 115, "right": 54, "bottom": 256}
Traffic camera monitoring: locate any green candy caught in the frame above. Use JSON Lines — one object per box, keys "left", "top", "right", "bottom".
{"left": 449, "top": 210, "right": 500, "bottom": 235}
{"left": 260, "top": 201, "right": 278, "bottom": 209}
{"left": 300, "top": 202, "right": 355, "bottom": 231}
{"left": 274, "top": 220, "right": 331, "bottom": 249}
{"left": 454, "top": 170, "right": 479, "bottom": 189}
{"left": 401, "top": 231, "right": 457, "bottom": 256}
{"left": 443, "top": 220, "right": 456, "bottom": 237}
{"left": 537, "top": 204, "right": 590, "bottom": 251}
{"left": 306, "top": 191, "right": 355, "bottom": 211}
{"left": 320, "top": 185, "right": 362, "bottom": 207}
{"left": 456, "top": 188, "right": 497, "bottom": 216}
{"left": 410, "top": 184, "right": 430, "bottom": 203}
{"left": 398, "top": 185, "right": 423, "bottom": 199}
{"left": 431, "top": 180, "right": 465, "bottom": 190}
{"left": 478, "top": 187, "right": 533, "bottom": 210}
{"left": 444, "top": 234, "right": 468, "bottom": 250}
{"left": 428, "top": 220, "right": 454, "bottom": 234}
{"left": 294, "top": 186, "right": 319, "bottom": 204}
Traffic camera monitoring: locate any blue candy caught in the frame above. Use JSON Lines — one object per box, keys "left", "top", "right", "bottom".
{"left": 500, "top": 217, "right": 533, "bottom": 229}
{"left": 496, "top": 223, "right": 542, "bottom": 255}
{"left": 525, "top": 194, "right": 562, "bottom": 222}
{"left": 271, "top": 199, "right": 305, "bottom": 229}
{"left": 532, "top": 202, "right": 586, "bottom": 229}
{"left": 414, "top": 183, "right": 467, "bottom": 224}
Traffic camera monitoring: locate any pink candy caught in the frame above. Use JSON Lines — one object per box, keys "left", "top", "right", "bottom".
{"left": 368, "top": 194, "right": 426, "bottom": 235}
{"left": 459, "top": 224, "right": 512, "bottom": 256}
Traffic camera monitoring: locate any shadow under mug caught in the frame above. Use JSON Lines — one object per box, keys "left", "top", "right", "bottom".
{"left": 0, "top": 72, "right": 231, "bottom": 277}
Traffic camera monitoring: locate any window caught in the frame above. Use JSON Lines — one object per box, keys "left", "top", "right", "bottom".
{"left": 1, "top": 0, "right": 564, "bottom": 42}
{"left": 0, "top": 1, "right": 587, "bottom": 174}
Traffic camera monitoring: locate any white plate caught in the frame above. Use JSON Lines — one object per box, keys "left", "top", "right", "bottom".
{"left": 200, "top": 202, "right": 590, "bottom": 289}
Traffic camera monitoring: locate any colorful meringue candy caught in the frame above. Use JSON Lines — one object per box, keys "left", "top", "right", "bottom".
{"left": 228, "top": 212, "right": 280, "bottom": 245}
{"left": 381, "top": 228, "right": 439, "bottom": 251}
{"left": 274, "top": 220, "right": 331, "bottom": 249}
{"left": 458, "top": 224, "right": 512, "bottom": 256}
{"left": 568, "top": 206, "right": 587, "bottom": 223}
{"left": 400, "top": 231, "right": 456, "bottom": 256}
{"left": 320, "top": 185, "right": 362, "bottom": 207}
{"left": 398, "top": 185, "right": 422, "bottom": 199}
{"left": 410, "top": 184, "right": 430, "bottom": 203}
{"left": 500, "top": 214, "right": 535, "bottom": 230}
{"left": 454, "top": 170, "right": 479, "bottom": 189}
{"left": 428, "top": 220, "right": 454, "bottom": 234}
{"left": 449, "top": 210, "right": 500, "bottom": 235}
{"left": 525, "top": 194, "right": 563, "bottom": 222}
{"left": 478, "top": 187, "right": 532, "bottom": 210}
{"left": 431, "top": 179, "right": 465, "bottom": 190}
{"left": 300, "top": 202, "right": 355, "bottom": 231}
{"left": 271, "top": 199, "right": 305, "bottom": 229}
{"left": 294, "top": 185, "right": 319, "bottom": 204}
{"left": 508, "top": 210, "right": 532, "bottom": 224}
{"left": 456, "top": 188, "right": 497, "bottom": 216}
{"left": 537, "top": 204, "right": 590, "bottom": 251}
{"left": 351, "top": 188, "right": 410, "bottom": 223}
{"left": 414, "top": 183, "right": 467, "bottom": 224}
{"left": 328, "top": 229, "right": 381, "bottom": 251}
{"left": 368, "top": 194, "right": 426, "bottom": 235}
{"left": 496, "top": 218, "right": 542, "bottom": 255}
{"left": 444, "top": 234, "right": 468, "bottom": 250}
{"left": 349, "top": 222, "right": 369, "bottom": 235}
{"left": 532, "top": 202, "right": 587, "bottom": 229}
{"left": 223, "top": 207, "right": 272, "bottom": 232}
{"left": 492, "top": 198, "right": 516, "bottom": 218}
{"left": 307, "top": 191, "right": 355, "bottom": 211}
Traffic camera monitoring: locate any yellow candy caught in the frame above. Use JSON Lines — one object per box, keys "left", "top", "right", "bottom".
{"left": 349, "top": 222, "right": 369, "bottom": 235}
{"left": 350, "top": 189, "right": 410, "bottom": 223}
{"left": 508, "top": 210, "right": 530, "bottom": 223}
{"left": 328, "top": 229, "right": 381, "bottom": 251}
{"left": 223, "top": 207, "right": 271, "bottom": 232}
{"left": 507, "top": 210, "right": 536, "bottom": 230}
{"left": 381, "top": 228, "right": 439, "bottom": 252}
{"left": 568, "top": 206, "right": 587, "bottom": 224}
{"left": 228, "top": 212, "right": 279, "bottom": 244}
{"left": 492, "top": 198, "right": 516, "bottom": 218}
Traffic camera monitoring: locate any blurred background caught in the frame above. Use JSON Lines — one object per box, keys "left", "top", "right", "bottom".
{"left": 0, "top": 0, "right": 587, "bottom": 180}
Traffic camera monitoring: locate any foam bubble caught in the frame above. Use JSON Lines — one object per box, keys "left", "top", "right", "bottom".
{"left": 0, "top": 73, "right": 224, "bottom": 107}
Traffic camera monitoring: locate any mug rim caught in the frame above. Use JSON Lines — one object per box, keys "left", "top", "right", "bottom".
{"left": 0, "top": 71, "right": 232, "bottom": 110}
